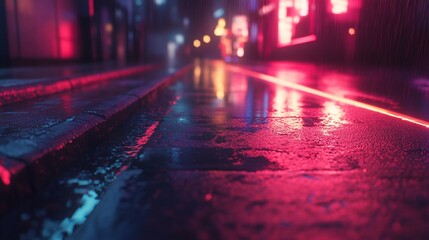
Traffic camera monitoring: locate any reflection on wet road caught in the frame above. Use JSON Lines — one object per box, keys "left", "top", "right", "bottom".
{"left": 239, "top": 61, "right": 429, "bottom": 123}
{"left": 73, "top": 60, "right": 429, "bottom": 239}
{"left": 3, "top": 60, "right": 428, "bottom": 239}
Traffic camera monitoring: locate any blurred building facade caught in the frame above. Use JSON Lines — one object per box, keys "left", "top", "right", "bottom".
{"left": 0, "top": 0, "right": 189, "bottom": 66}
{"left": 254, "top": 0, "right": 429, "bottom": 68}
{"left": 0, "top": 0, "right": 428, "bottom": 69}
{"left": 212, "top": 0, "right": 428, "bottom": 69}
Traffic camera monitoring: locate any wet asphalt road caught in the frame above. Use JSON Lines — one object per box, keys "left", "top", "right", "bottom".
{"left": 75, "top": 60, "right": 429, "bottom": 240}
{"left": 2, "top": 60, "right": 429, "bottom": 239}
{"left": 241, "top": 61, "right": 429, "bottom": 122}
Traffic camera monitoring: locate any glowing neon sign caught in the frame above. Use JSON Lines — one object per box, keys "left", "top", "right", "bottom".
{"left": 278, "top": 0, "right": 316, "bottom": 47}
{"left": 330, "top": 0, "right": 348, "bottom": 14}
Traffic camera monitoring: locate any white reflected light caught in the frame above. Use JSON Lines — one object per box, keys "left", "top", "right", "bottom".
{"left": 154, "top": 0, "right": 165, "bottom": 6}
{"left": 237, "top": 48, "right": 244, "bottom": 57}
{"left": 273, "top": 87, "right": 288, "bottom": 118}
{"left": 322, "top": 101, "right": 348, "bottom": 135}
{"left": 175, "top": 34, "right": 185, "bottom": 44}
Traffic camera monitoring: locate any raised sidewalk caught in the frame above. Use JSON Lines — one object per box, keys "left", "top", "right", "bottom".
{"left": 0, "top": 63, "right": 192, "bottom": 213}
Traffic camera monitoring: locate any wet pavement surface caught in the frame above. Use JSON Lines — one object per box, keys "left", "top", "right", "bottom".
{"left": 0, "top": 69, "right": 168, "bottom": 155}
{"left": 240, "top": 61, "right": 429, "bottom": 122}
{"left": 1, "top": 60, "right": 429, "bottom": 239}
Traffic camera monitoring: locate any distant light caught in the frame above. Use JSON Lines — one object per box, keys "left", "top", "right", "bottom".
{"left": 214, "top": 8, "right": 224, "bottom": 18}
{"left": 203, "top": 35, "right": 211, "bottom": 43}
{"left": 193, "top": 39, "right": 201, "bottom": 48}
{"left": 278, "top": 0, "right": 292, "bottom": 45}
{"left": 135, "top": 0, "right": 142, "bottom": 6}
{"left": 259, "top": 3, "right": 276, "bottom": 15}
{"left": 231, "top": 15, "right": 248, "bottom": 38}
{"left": 214, "top": 18, "right": 226, "bottom": 37}
{"left": 183, "top": 18, "right": 190, "bottom": 27}
{"left": 218, "top": 18, "right": 226, "bottom": 28}
{"left": 348, "top": 28, "right": 356, "bottom": 35}
{"left": 331, "top": 0, "right": 348, "bottom": 14}
{"left": 214, "top": 27, "right": 225, "bottom": 36}
{"left": 105, "top": 23, "right": 113, "bottom": 33}
{"left": 216, "top": 91, "right": 225, "bottom": 99}
{"left": 167, "top": 41, "right": 177, "bottom": 62}
{"left": 0, "top": 165, "right": 10, "bottom": 185}
{"left": 237, "top": 48, "right": 244, "bottom": 57}
{"left": 175, "top": 34, "right": 185, "bottom": 44}
{"left": 154, "top": 0, "right": 165, "bottom": 6}
{"left": 88, "top": 0, "right": 94, "bottom": 16}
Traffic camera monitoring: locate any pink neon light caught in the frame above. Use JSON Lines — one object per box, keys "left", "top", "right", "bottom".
{"left": 278, "top": 0, "right": 314, "bottom": 47}
{"left": 225, "top": 65, "right": 429, "bottom": 129}
{"left": 330, "top": 0, "right": 348, "bottom": 14}
{"left": 126, "top": 121, "right": 160, "bottom": 158}
{"left": 59, "top": 22, "right": 74, "bottom": 59}
{"left": 89, "top": 0, "right": 94, "bottom": 17}
{"left": 278, "top": 0, "right": 293, "bottom": 46}
{"left": 0, "top": 165, "right": 11, "bottom": 186}
{"left": 290, "top": 34, "right": 317, "bottom": 46}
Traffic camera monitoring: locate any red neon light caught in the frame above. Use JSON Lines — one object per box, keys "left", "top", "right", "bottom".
{"left": 225, "top": 65, "right": 429, "bottom": 129}
{"left": 126, "top": 121, "right": 159, "bottom": 158}
{"left": 278, "top": 0, "right": 293, "bottom": 46}
{"left": 330, "top": 0, "right": 348, "bottom": 14}
{"left": 289, "top": 34, "right": 317, "bottom": 46}
{"left": 89, "top": 0, "right": 94, "bottom": 16}
{"left": 0, "top": 165, "right": 11, "bottom": 186}
{"left": 59, "top": 22, "right": 74, "bottom": 59}
{"left": 278, "top": 0, "right": 314, "bottom": 47}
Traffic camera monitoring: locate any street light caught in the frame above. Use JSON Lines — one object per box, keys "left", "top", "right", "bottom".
{"left": 203, "top": 35, "right": 211, "bottom": 44}
{"left": 193, "top": 39, "right": 201, "bottom": 48}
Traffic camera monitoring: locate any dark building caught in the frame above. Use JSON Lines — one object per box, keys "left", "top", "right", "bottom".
{"left": 1, "top": 0, "right": 428, "bottom": 70}
{"left": 0, "top": 0, "right": 189, "bottom": 66}
{"left": 252, "top": 0, "right": 429, "bottom": 70}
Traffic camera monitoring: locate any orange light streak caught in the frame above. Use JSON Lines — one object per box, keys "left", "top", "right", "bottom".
{"left": 225, "top": 64, "right": 429, "bottom": 129}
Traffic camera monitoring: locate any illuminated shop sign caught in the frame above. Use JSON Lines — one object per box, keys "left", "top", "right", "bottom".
{"left": 278, "top": 0, "right": 316, "bottom": 47}
{"left": 330, "top": 0, "right": 348, "bottom": 14}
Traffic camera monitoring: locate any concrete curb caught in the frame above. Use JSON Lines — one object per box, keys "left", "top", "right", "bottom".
{"left": 0, "top": 64, "right": 157, "bottom": 107}
{"left": 0, "top": 64, "right": 192, "bottom": 213}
